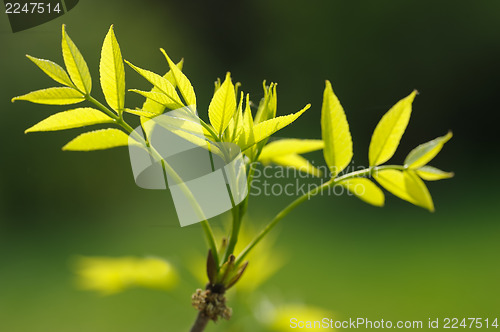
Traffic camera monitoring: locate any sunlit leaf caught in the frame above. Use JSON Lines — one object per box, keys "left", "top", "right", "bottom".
{"left": 62, "top": 128, "right": 129, "bottom": 151}
{"left": 254, "top": 81, "right": 277, "bottom": 124}
{"left": 12, "top": 87, "right": 84, "bottom": 105}
{"left": 368, "top": 91, "right": 417, "bottom": 166}
{"left": 142, "top": 59, "right": 183, "bottom": 115}
{"left": 259, "top": 139, "right": 324, "bottom": 160}
{"left": 321, "top": 80, "right": 353, "bottom": 177}
{"left": 404, "top": 170, "right": 434, "bottom": 212}
{"left": 61, "top": 25, "right": 92, "bottom": 94}
{"left": 209, "top": 72, "right": 236, "bottom": 136}
{"left": 373, "top": 169, "right": 415, "bottom": 203}
{"left": 25, "top": 108, "right": 113, "bottom": 133}
{"left": 160, "top": 49, "right": 196, "bottom": 107}
{"left": 129, "top": 89, "right": 181, "bottom": 109}
{"left": 404, "top": 131, "right": 453, "bottom": 168}
{"left": 339, "top": 178, "right": 385, "bottom": 207}
{"left": 264, "top": 154, "right": 322, "bottom": 177}
{"left": 416, "top": 165, "right": 454, "bottom": 181}
{"left": 238, "top": 104, "right": 310, "bottom": 151}
{"left": 125, "top": 60, "right": 183, "bottom": 109}
{"left": 225, "top": 92, "right": 244, "bottom": 143}
{"left": 26, "top": 55, "right": 74, "bottom": 87}
{"left": 74, "top": 256, "right": 178, "bottom": 295}
{"left": 100, "top": 25, "right": 125, "bottom": 112}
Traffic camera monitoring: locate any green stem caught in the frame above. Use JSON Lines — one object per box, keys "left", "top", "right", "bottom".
{"left": 234, "top": 164, "right": 406, "bottom": 265}
{"left": 85, "top": 94, "right": 220, "bottom": 267}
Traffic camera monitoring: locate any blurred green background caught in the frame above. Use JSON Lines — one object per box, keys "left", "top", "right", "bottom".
{"left": 1, "top": 1, "right": 499, "bottom": 331}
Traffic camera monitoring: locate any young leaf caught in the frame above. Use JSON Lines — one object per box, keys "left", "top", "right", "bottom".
{"left": 404, "top": 170, "right": 434, "bottom": 212}
{"left": 368, "top": 90, "right": 417, "bottom": 166}
{"left": 259, "top": 139, "right": 324, "bottom": 160}
{"left": 129, "top": 89, "right": 182, "bottom": 110}
{"left": 321, "top": 80, "right": 353, "bottom": 177}
{"left": 160, "top": 49, "right": 196, "bottom": 106}
{"left": 262, "top": 154, "right": 322, "bottom": 177}
{"left": 142, "top": 59, "right": 184, "bottom": 115}
{"left": 254, "top": 82, "right": 277, "bottom": 124}
{"left": 404, "top": 131, "right": 453, "bottom": 168}
{"left": 100, "top": 25, "right": 125, "bottom": 112}
{"left": 25, "top": 108, "right": 113, "bottom": 133}
{"left": 209, "top": 72, "right": 236, "bottom": 136}
{"left": 339, "top": 178, "right": 385, "bottom": 207}
{"left": 225, "top": 92, "right": 244, "bottom": 143}
{"left": 416, "top": 165, "right": 454, "bottom": 181}
{"left": 373, "top": 169, "right": 415, "bottom": 204}
{"left": 245, "top": 104, "right": 310, "bottom": 151}
{"left": 62, "top": 128, "right": 129, "bottom": 151}
{"left": 61, "top": 25, "right": 92, "bottom": 94}
{"left": 124, "top": 108, "right": 158, "bottom": 118}
{"left": 12, "top": 87, "right": 84, "bottom": 105}
{"left": 26, "top": 55, "right": 74, "bottom": 87}
{"left": 125, "top": 60, "right": 183, "bottom": 109}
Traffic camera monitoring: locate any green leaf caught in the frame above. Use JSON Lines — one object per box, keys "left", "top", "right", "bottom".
{"left": 100, "top": 25, "right": 125, "bottom": 112}
{"left": 240, "top": 94, "right": 256, "bottom": 159}
{"left": 238, "top": 104, "right": 310, "bottom": 151}
{"left": 61, "top": 25, "right": 92, "bottom": 94}
{"left": 124, "top": 108, "right": 158, "bottom": 118}
{"left": 142, "top": 59, "right": 184, "bottom": 115}
{"left": 254, "top": 82, "right": 277, "bottom": 124}
{"left": 12, "top": 87, "right": 84, "bottom": 105}
{"left": 129, "top": 89, "right": 181, "bottom": 109}
{"left": 209, "top": 72, "right": 236, "bottom": 136}
{"left": 160, "top": 49, "right": 196, "bottom": 106}
{"left": 125, "top": 60, "right": 183, "bottom": 109}
{"left": 416, "top": 165, "right": 454, "bottom": 181}
{"left": 404, "top": 131, "right": 453, "bottom": 168}
{"left": 25, "top": 108, "right": 113, "bottom": 133}
{"left": 26, "top": 55, "right": 74, "bottom": 87}
{"left": 225, "top": 92, "right": 244, "bottom": 143}
{"left": 259, "top": 139, "right": 324, "bottom": 160}
{"left": 321, "top": 80, "right": 353, "bottom": 177}
{"left": 62, "top": 128, "right": 129, "bottom": 151}
{"left": 339, "top": 178, "right": 385, "bottom": 207}
{"left": 373, "top": 169, "right": 415, "bottom": 203}
{"left": 368, "top": 90, "right": 417, "bottom": 166}
{"left": 265, "top": 154, "right": 322, "bottom": 177}
{"left": 373, "top": 169, "right": 435, "bottom": 211}
{"left": 404, "top": 170, "right": 434, "bottom": 212}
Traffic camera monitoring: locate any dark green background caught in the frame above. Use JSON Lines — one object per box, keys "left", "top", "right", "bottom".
{"left": 1, "top": 1, "right": 499, "bottom": 331}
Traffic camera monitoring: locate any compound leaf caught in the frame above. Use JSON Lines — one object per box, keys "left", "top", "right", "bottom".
{"left": 12, "top": 87, "right": 84, "bottom": 105}
{"left": 26, "top": 55, "right": 74, "bottom": 87}
{"left": 404, "top": 131, "right": 453, "bottom": 168}
{"left": 209, "top": 72, "right": 236, "bottom": 136}
{"left": 62, "top": 128, "right": 129, "bottom": 151}
{"left": 321, "top": 80, "right": 353, "bottom": 177}
{"left": 339, "top": 178, "right": 384, "bottom": 207}
{"left": 100, "top": 25, "right": 125, "bottom": 112}
{"left": 62, "top": 25, "right": 92, "bottom": 94}
{"left": 368, "top": 91, "right": 417, "bottom": 166}
{"left": 25, "top": 108, "right": 113, "bottom": 133}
